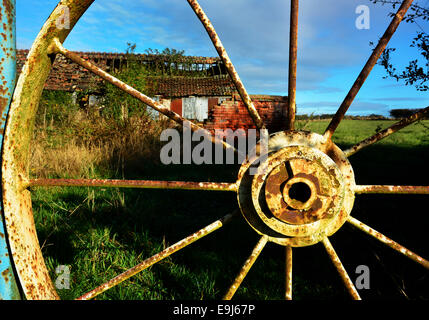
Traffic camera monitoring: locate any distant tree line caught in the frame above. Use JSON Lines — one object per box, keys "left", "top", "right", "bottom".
{"left": 296, "top": 109, "right": 428, "bottom": 120}
{"left": 389, "top": 108, "right": 428, "bottom": 119}
{"left": 296, "top": 114, "right": 389, "bottom": 120}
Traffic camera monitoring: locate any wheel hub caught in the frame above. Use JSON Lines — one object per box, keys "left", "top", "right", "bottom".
{"left": 237, "top": 131, "right": 356, "bottom": 247}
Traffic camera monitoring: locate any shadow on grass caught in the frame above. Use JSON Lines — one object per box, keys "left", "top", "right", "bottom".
{"left": 31, "top": 142, "right": 429, "bottom": 300}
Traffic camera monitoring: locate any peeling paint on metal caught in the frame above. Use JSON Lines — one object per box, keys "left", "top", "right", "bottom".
{"left": 354, "top": 184, "right": 429, "bottom": 195}
{"left": 2, "top": 0, "right": 96, "bottom": 300}
{"left": 186, "top": 0, "right": 266, "bottom": 130}
{"left": 29, "top": 178, "right": 238, "bottom": 192}
{"left": 348, "top": 216, "right": 429, "bottom": 270}
{"left": 321, "top": 237, "right": 361, "bottom": 300}
{"left": 0, "top": 0, "right": 20, "bottom": 300}
{"left": 223, "top": 235, "right": 268, "bottom": 300}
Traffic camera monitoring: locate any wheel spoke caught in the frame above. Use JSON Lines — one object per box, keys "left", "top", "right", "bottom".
{"left": 324, "top": 0, "right": 414, "bottom": 140}
{"left": 223, "top": 236, "right": 268, "bottom": 300}
{"left": 287, "top": 0, "right": 299, "bottom": 131}
{"left": 28, "top": 178, "right": 237, "bottom": 192}
{"left": 77, "top": 211, "right": 237, "bottom": 300}
{"left": 186, "top": 0, "right": 265, "bottom": 130}
{"left": 49, "top": 39, "right": 239, "bottom": 155}
{"left": 348, "top": 216, "right": 429, "bottom": 269}
{"left": 321, "top": 237, "right": 361, "bottom": 300}
{"left": 285, "top": 246, "right": 293, "bottom": 300}
{"left": 355, "top": 185, "right": 429, "bottom": 195}
{"left": 344, "top": 106, "right": 429, "bottom": 157}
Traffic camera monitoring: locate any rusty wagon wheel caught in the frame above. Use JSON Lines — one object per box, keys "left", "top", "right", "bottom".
{"left": 2, "top": 0, "right": 428, "bottom": 300}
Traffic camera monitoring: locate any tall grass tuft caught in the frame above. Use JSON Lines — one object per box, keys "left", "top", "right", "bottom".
{"left": 30, "top": 91, "right": 173, "bottom": 179}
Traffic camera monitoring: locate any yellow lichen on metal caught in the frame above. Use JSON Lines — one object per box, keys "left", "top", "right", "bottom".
{"left": 321, "top": 237, "right": 361, "bottom": 300}
{"left": 237, "top": 131, "right": 356, "bottom": 247}
{"left": 1, "top": 0, "right": 426, "bottom": 301}
{"left": 223, "top": 236, "right": 268, "bottom": 300}
{"left": 1, "top": 0, "right": 95, "bottom": 300}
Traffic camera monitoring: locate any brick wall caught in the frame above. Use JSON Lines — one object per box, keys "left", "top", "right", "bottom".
{"left": 204, "top": 95, "right": 288, "bottom": 134}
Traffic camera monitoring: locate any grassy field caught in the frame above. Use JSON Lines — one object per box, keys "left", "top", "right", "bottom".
{"left": 29, "top": 100, "right": 429, "bottom": 300}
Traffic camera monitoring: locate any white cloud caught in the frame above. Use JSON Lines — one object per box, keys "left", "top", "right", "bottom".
{"left": 298, "top": 100, "right": 390, "bottom": 116}
{"left": 16, "top": 0, "right": 425, "bottom": 114}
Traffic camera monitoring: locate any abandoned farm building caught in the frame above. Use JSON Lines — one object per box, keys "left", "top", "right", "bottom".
{"left": 17, "top": 49, "right": 289, "bottom": 133}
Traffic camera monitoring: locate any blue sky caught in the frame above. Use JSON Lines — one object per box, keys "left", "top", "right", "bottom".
{"left": 16, "top": 0, "right": 429, "bottom": 116}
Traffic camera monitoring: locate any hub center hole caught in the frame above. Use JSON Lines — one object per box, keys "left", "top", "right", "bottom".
{"left": 288, "top": 182, "right": 312, "bottom": 204}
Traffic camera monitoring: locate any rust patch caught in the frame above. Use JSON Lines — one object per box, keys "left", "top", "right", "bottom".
{"left": 29, "top": 178, "right": 237, "bottom": 192}
{"left": 186, "top": 0, "right": 265, "bottom": 130}
{"left": 355, "top": 185, "right": 429, "bottom": 195}
{"left": 237, "top": 131, "right": 355, "bottom": 247}
{"left": 348, "top": 216, "right": 429, "bottom": 270}
{"left": 322, "top": 237, "right": 361, "bottom": 300}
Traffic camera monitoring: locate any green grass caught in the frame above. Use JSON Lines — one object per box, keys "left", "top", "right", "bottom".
{"left": 297, "top": 119, "right": 429, "bottom": 148}
{"left": 31, "top": 119, "right": 429, "bottom": 300}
